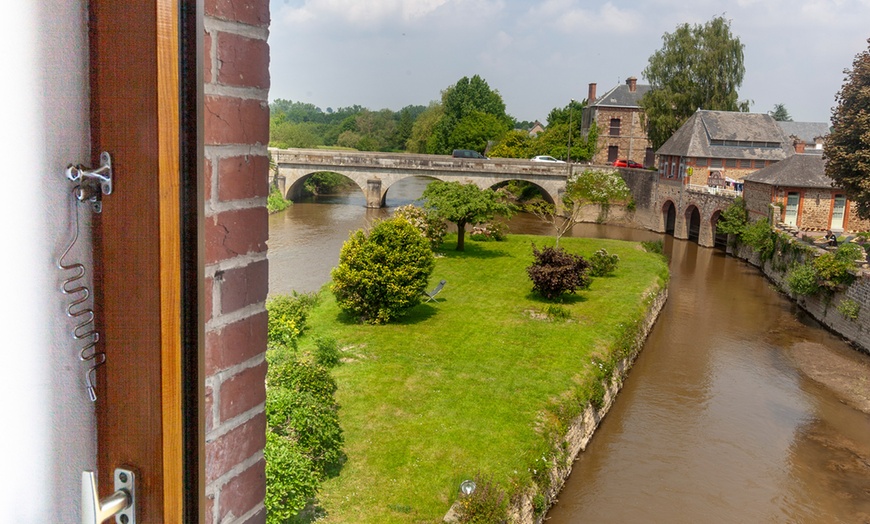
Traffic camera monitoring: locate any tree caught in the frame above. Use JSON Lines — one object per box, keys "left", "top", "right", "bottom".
{"left": 406, "top": 102, "right": 443, "bottom": 153}
{"left": 331, "top": 217, "right": 435, "bottom": 324}
{"left": 770, "top": 103, "right": 793, "bottom": 122}
{"left": 429, "top": 75, "right": 512, "bottom": 154}
{"left": 528, "top": 169, "right": 631, "bottom": 246}
{"left": 422, "top": 181, "right": 514, "bottom": 251}
{"left": 640, "top": 16, "right": 750, "bottom": 149}
{"left": 825, "top": 38, "right": 870, "bottom": 219}
{"left": 487, "top": 129, "right": 533, "bottom": 159}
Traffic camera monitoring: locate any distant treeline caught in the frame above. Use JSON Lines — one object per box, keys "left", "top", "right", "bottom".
{"left": 269, "top": 74, "right": 596, "bottom": 161}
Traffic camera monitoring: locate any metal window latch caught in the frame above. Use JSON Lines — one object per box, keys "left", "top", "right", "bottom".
{"left": 67, "top": 151, "right": 113, "bottom": 213}
{"left": 82, "top": 468, "right": 136, "bottom": 524}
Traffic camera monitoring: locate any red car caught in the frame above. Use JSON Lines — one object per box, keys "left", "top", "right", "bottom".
{"left": 612, "top": 159, "right": 644, "bottom": 169}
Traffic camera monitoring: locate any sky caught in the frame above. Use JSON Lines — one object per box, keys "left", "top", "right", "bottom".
{"left": 268, "top": 0, "right": 870, "bottom": 125}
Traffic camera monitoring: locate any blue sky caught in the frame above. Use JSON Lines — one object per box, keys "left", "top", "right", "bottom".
{"left": 268, "top": 0, "right": 870, "bottom": 124}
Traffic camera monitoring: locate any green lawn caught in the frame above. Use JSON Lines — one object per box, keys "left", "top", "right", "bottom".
{"left": 298, "top": 234, "right": 668, "bottom": 523}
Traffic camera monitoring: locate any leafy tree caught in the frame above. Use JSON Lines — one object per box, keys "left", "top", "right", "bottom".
{"left": 716, "top": 196, "right": 749, "bottom": 235}
{"left": 488, "top": 129, "right": 533, "bottom": 159}
{"left": 429, "top": 75, "right": 512, "bottom": 154}
{"left": 825, "top": 38, "right": 870, "bottom": 219}
{"left": 406, "top": 102, "right": 444, "bottom": 153}
{"left": 331, "top": 217, "right": 435, "bottom": 324}
{"left": 526, "top": 244, "right": 591, "bottom": 300}
{"left": 770, "top": 103, "right": 793, "bottom": 122}
{"left": 528, "top": 169, "right": 630, "bottom": 245}
{"left": 640, "top": 16, "right": 750, "bottom": 149}
{"left": 422, "top": 181, "right": 514, "bottom": 251}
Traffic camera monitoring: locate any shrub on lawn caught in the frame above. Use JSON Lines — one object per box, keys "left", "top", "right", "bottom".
{"left": 266, "top": 292, "right": 318, "bottom": 349}
{"left": 589, "top": 248, "right": 620, "bottom": 277}
{"left": 265, "top": 355, "right": 344, "bottom": 523}
{"left": 455, "top": 474, "right": 509, "bottom": 524}
{"left": 526, "top": 244, "right": 590, "bottom": 300}
{"left": 331, "top": 217, "right": 435, "bottom": 324}
{"left": 393, "top": 204, "right": 447, "bottom": 249}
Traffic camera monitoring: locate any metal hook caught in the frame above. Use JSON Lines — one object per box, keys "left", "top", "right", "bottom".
{"left": 66, "top": 152, "right": 112, "bottom": 213}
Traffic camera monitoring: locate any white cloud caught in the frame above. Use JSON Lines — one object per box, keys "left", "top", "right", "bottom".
{"left": 527, "top": 1, "right": 643, "bottom": 34}
{"left": 275, "top": 0, "right": 505, "bottom": 28}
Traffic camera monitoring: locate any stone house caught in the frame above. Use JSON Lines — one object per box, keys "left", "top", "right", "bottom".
{"left": 743, "top": 154, "right": 870, "bottom": 232}
{"left": 777, "top": 121, "right": 829, "bottom": 155}
{"left": 656, "top": 110, "right": 795, "bottom": 186}
{"left": 581, "top": 77, "right": 654, "bottom": 167}
{"left": 528, "top": 120, "right": 545, "bottom": 137}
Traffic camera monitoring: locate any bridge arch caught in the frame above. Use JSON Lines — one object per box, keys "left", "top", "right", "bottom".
{"left": 710, "top": 210, "right": 728, "bottom": 249}
{"left": 284, "top": 170, "right": 368, "bottom": 201}
{"left": 662, "top": 200, "right": 677, "bottom": 235}
{"left": 685, "top": 205, "right": 701, "bottom": 242}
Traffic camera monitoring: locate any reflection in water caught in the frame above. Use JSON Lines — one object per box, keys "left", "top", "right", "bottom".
{"left": 267, "top": 179, "right": 870, "bottom": 523}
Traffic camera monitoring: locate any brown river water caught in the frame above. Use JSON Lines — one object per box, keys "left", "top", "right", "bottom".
{"left": 268, "top": 178, "right": 870, "bottom": 523}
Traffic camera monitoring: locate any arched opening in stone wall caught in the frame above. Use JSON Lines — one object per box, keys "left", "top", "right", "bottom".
{"left": 663, "top": 200, "right": 676, "bottom": 235}
{"left": 490, "top": 179, "right": 556, "bottom": 205}
{"left": 381, "top": 175, "right": 441, "bottom": 207}
{"left": 285, "top": 170, "right": 365, "bottom": 202}
{"left": 686, "top": 205, "right": 701, "bottom": 242}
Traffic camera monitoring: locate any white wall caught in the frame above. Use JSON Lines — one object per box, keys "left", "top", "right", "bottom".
{"left": 0, "top": 1, "right": 95, "bottom": 521}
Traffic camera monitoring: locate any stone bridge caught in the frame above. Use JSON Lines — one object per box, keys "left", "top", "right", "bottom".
{"left": 270, "top": 148, "right": 737, "bottom": 248}
{"left": 270, "top": 148, "right": 571, "bottom": 208}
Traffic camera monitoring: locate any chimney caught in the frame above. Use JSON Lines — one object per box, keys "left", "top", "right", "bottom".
{"left": 588, "top": 83, "right": 597, "bottom": 103}
{"left": 794, "top": 139, "right": 805, "bottom": 154}
{"left": 626, "top": 76, "right": 637, "bottom": 92}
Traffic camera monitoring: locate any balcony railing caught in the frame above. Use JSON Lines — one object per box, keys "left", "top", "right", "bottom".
{"left": 686, "top": 184, "right": 742, "bottom": 197}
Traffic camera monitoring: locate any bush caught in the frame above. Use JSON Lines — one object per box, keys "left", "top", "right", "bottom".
{"left": 835, "top": 242, "right": 864, "bottom": 263}
{"left": 267, "top": 187, "right": 291, "bottom": 214}
{"left": 393, "top": 204, "right": 447, "bottom": 249}
{"left": 266, "top": 293, "right": 318, "bottom": 349}
{"left": 589, "top": 248, "right": 620, "bottom": 277}
{"left": 268, "top": 358, "right": 338, "bottom": 405}
{"left": 455, "top": 474, "right": 509, "bottom": 524}
{"left": 331, "top": 217, "right": 435, "bottom": 324}
{"left": 716, "top": 197, "right": 748, "bottom": 235}
{"left": 526, "top": 244, "right": 591, "bottom": 300}
{"left": 265, "top": 431, "right": 318, "bottom": 523}
{"left": 741, "top": 219, "right": 776, "bottom": 260}
{"left": 837, "top": 298, "right": 861, "bottom": 320}
{"left": 641, "top": 240, "right": 663, "bottom": 254}
{"left": 814, "top": 252, "right": 856, "bottom": 290}
{"left": 469, "top": 221, "right": 509, "bottom": 242}
{"left": 786, "top": 263, "right": 820, "bottom": 296}
{"left": 314, "top": 336, "right": 341, "bottom": 368}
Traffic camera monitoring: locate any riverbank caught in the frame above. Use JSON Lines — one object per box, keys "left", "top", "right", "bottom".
{"left": 300, "top": 234, "right": 668, "bottom": 523}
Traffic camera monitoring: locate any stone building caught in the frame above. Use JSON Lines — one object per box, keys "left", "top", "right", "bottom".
{"left": 580, "top": 77, "right": 654, "bottom": 167}
{"left": 743, "top": 154, "right": 870, "bottom": 232}
{"left": 656, "top": 110, "right": 794, "bottom": 186}
{"left": 777, "top": 121, "right": 829, "bottom": 155}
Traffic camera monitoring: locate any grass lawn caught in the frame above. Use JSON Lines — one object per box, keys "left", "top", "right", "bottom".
{"left": 296, "top": 233, "right": 668, "bottom": 523}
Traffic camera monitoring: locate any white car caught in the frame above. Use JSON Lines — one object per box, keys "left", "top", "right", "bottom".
{"left": 530, "top": 155, "right": 566, "bottom": 163}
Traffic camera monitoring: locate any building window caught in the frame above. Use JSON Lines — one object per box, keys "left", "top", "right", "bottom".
{"left": 644, "top": 148, "right": 655, "bottom": 168}
{"left": 710, "top": 158, "right": 723, "bottom": 168}
{"left": 607, "top": 145, "right": 619, "bottom": 163}
{"left": 610, "top": 118, "right": 621, "bottom": 136}
{"left": 694, "top": 157, "right": 708, "bottom": 166}
{"left": 725, "top": 158, "right": 737, "bottom": 168}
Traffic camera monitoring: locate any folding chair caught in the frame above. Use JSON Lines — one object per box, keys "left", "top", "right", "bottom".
{"left": 422, "top": 279, "right": 446, "bottom": 303}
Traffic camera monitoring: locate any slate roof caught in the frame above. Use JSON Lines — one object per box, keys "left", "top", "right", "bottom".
{"left": 776, "top": 121, "right": 829, "bottom": 155}
{"left": 656, "top": 110, "right": 793, "bottom": 161}
{"left": 590, "top": 82, "right": 651, "bottom": 108}
{"left": 742, "top": 154, "right": 833, "bottom": 188}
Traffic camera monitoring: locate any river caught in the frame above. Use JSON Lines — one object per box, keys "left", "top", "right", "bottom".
{"left": 267, "top": 179, "right": 870, "bottom": 523}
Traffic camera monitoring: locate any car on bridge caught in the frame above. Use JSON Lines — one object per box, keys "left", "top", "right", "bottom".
{"left": 613, "top": 159, "right": 644, "bottom": 169}
{"left": 530, "top": 155, "right": 565, "bottom": 163}
{"left": 453, "top": 149, "right": 488, "bottom": 159}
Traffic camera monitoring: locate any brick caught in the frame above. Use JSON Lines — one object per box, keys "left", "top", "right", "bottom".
{"left": 205, "top": 311, "right": 267, "bottom": 375}
{"left": 219, "top": 259, "right": 269, "bottom": 313}
{"left": 218, "top": 459, "right": 266, "bottom": 522}
{"left": 205, "top": 95, "right": 269, "bottom": 146}
{"left": 218, "top": 155, "right": 270, "bottom": 201}
{"left": 204, "top": 156, "right": 214, "bottom": 204}
{"left": 217, "top": 33, "right": 270, "bottom": 90}
{"left": 204, "top": 31, "right": 213, "bottom": 84}
{"left": 205, "top": 208, "right": 268, "bottom": 264}
{"left": 205, "top": 275, "right": 214, "bottom": 324}
{"left": 206, "top": 412, "right": 266, "bottom": 484}
{"left": 205, "top": 384, "right": 214, "bottom": 434}
{"left": 218, "top": 361, "right": 266, "bottom": 422}
{"left": 205, "top": 0, "right": 270, "bottom": 27}
{"left": 242, "top": 507, "right": 267, "bottom": 524}
{"left": 205, "top": 494, "right": 214, "bottom": 524}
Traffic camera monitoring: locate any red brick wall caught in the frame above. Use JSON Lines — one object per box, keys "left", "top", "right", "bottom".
{"left": 203, "top": 0, "right": 270, "bottom": 522}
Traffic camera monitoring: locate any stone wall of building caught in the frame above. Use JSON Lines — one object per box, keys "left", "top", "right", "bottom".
{"left": 203, "top": 1, "right": 271, "bottom": 522}
{"left": 590, "top": 106, "right": 651, "bottom": 166}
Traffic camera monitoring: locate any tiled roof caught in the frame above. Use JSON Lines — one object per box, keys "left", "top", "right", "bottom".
{"left": 657, "top": 110, "right": 793, "bottom": 161}
{"left": 776, "top": 121, "right": 829, "bottom": 142}
{"left": 590, "top": 83, "right": 651, "bottom": 109}
{"left": 742, "top": 154, "right": 833, "bottom": 188}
